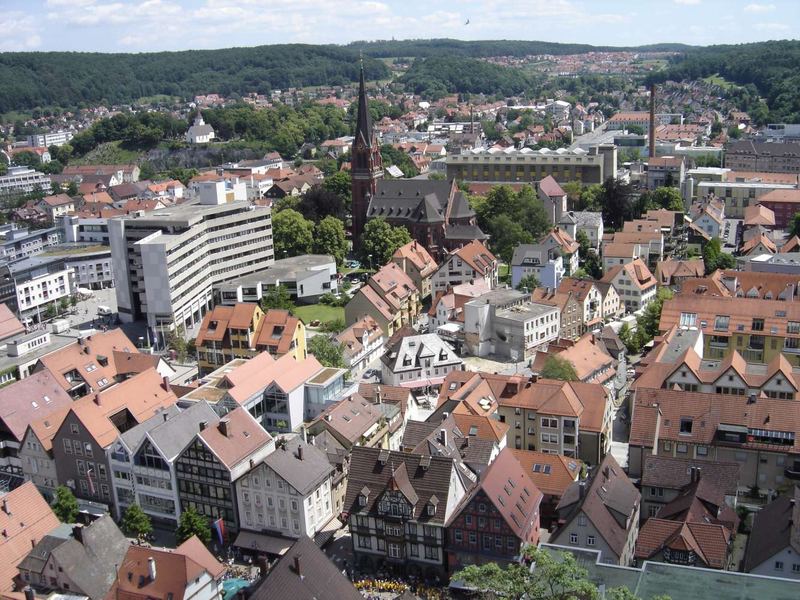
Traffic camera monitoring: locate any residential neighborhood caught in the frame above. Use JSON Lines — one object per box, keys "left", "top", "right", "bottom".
{"left": 1, "top": 8, "right": 800, "bottom": 600}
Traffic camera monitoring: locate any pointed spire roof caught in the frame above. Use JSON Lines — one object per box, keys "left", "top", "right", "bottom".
{"left": 355, "top": 61, "right": 374, "bottom": 149}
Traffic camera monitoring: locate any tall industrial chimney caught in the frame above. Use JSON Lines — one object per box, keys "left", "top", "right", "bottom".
{"left": 649, "top": 84, "right": 656, "bottom": 159}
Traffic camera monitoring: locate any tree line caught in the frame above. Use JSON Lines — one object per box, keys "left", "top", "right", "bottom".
{"left": 0, "top": 45, "right": 389, "bottom": 114}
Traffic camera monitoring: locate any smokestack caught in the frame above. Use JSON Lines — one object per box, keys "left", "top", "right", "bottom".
{"left": 649, "top": 83, "right": 656, "bottom": 159}
{"left": 293, "top": 555, "right": 303, "bottom": 578}
{"left": 439, "top": 428, "right": 447, "bottom": 447}
{"left": 147, "top": 557, "right": 157, "bottom": 581}
{"left": 162, "top": 376, "right": 171, "bottom": 392}
{"left": 298, "top": 445, "right": 304, "bottom": 461}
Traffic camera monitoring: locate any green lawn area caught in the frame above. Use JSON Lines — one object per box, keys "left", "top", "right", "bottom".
{"left": 294, "top": 304, "right": 344, "bottom": 325}
{"left": 72, "top": 141, "right": 142, "bottom": 165}
{"left": 703, "top": 73, "right": 736, "bottom": 90}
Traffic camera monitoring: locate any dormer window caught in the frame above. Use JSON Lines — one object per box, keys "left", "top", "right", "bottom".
{"left": 359, "top": 494, "right": 367, "bottom": 507}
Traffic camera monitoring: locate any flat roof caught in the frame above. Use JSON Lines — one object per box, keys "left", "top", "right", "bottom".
{"left": 42, "top": 244, "right": 111, "bottom": 258}
{"left": 216, "top": 255, "right": 334, "bottom": 289}
{"left": 306, "top": 367, "right": 345, "bottom": 386}
{"left": 0, "top": 330, "right": 85, "bottom": 373}
{"left": 496, "top": 301, "right": 558, "bottom": 322}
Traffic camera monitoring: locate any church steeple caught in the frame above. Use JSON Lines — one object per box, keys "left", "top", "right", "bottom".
{"left": 354, "top": 60, "right": 374, "bottom": 149}
{"left": 351, "top": 58, "right": 383, "bottom": 248}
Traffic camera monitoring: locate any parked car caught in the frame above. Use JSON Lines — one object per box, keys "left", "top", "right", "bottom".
{"left": 346, "top": 260, "right": 361, "bottom": 269}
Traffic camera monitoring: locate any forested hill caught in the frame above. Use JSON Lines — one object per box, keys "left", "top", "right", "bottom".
{"left": 647, "top": 40, "right": 800, "bottom": 122}
{"left": 399, "top": 56, "right": 539, "bottom": 98}
{"left": 0, "top": 45, "right": 389, "bottom": 114}
{"left": 348, "top": 38, "right": 695, "bottom": 58}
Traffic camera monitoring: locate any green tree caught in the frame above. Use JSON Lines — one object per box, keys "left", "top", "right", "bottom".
{"left": 516, "top": 273, "right": 540, "bottom": 292}
{"left": 176, "top": 505, "right": 211, "bottom": 545}
{"left": 577, "top": 184, "right": 603, "bottom": 212}
{"left": 358, "top": 217, "right": 412, "bottom": 266}
{"left": 618, "top": 322, "right": 641, "bottom": 355}
{"left": 298, "top": 185, "right": 345, "bottom": 221}
{"left": 489, "top": 214, "right": 534, "bottom": 265}
{"left": 702, "top": 237, "right": 735, "bottom": 273}
{"left": 138, "top": 161, "right": 156, "bottom": 181}
{"left": 65, "top": 180, "right": 79, "bottom": 196}
{"left": 121, "top": 503, "right": 153, "bottom": 538}
{"left": 540, "top": 355, "right": 579, "bottom": 381}
{"left": 600, "top": 177, "right": 636, "bottom": 230}
{"left": 313, "top": 216, "right": 348, "bottom": 268}
{"left": 789, "top": 213, "right": 800, "bottom": 238}
{"left": 476, "top": 185, "right": 550, "bottom": 245}
{"left": 380, "top": 144, "right": 418, "bottom": 178}
{"left": 576, "top": 229, "right": 591, "bottom": 258}
{"left": 636, "top": 287, "right": 673, "bottom": 343}
{"left": 307, "top": 335, "right": 346, "bottom": 368}
{"left": 641, "top": 187, "right": 684, "bottom": 212}
{"left": 273, "top": 208, "right": 314, "bottom": 257}
{"left": 165, "top": 325, "right": 188, "bottom": 361}
{"left": 59, "top": 297, "right": 70, "bottom": 313}
{"left": 52, "top": 486, "right": 79, "bottom": 523}
{"left": 322, "top": 171, "right": 352, "bottom": 208}
{"left": 562, "top": 181, "right": 583, "bottom": 209}
{"left": 454, "top": 546, "right": 598, "bottom": 600}
{"left": 261, "top": 285, "right": 296, "bottom": 312}
{"left": 44, "top": 303, "right": 57, "bottom": 320}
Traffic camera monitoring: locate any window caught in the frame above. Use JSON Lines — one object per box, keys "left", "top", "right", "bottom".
{"left": 63, "top": 439, "right": 73, "bottom": 454}
{"left": 679, "top": 418, "right": 693, "bottom": 434}
{"left": 465, "top": 514, "right": 472, "bottom": 526}
{"left": 587, "top": 536, "right": 595, "bottom": 546}
{"left": 578, "top": 515, "right": 587, "bottom": 526}
{"left": 714, "top": 315, "right": 730, "bottom": 331}
{"left": 788, "top": 322, "right": 800, "bottom": 334}
{"left": 696, "top": 446, "right": 708, "bottom": 456}
{"left": 793, "top": 564, "right": 800, "bottom": 573}
{"left": 775, "top": 561, "right": 784, "bottom": 571}
{"left": 676, "top": 443, "right": 688, "bottom": 454}
{"left": 469, "top": 531, "right": 477, "bottom": 544}
{"left": 389, "top": 543, "right": 401, "bottom": 558}
{"left": 454, "top": 529, "right": 463, "bottom": 543}
{"left": 569, "top": 533, "right": 578, "bottom": 544}
{"left": 648, "top": 505, "right": 660, "bottom": 517}
{"left": 752, "top": 318, "right": 764, "bottom": 332}
{"left": 357, "top": 536, "right": 372, "bottom": 549}
{"left": 70, "top": 423, "right": 79, "bottom": 435}
{"left": 425, "top": 546, "right": 438, "bottom": 560}
{"left": 679, "top": 313, "right": 696, "bottom": 327}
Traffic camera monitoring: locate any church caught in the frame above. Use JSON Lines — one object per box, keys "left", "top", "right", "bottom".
{"left": 350, "top": 66, "right": 487, "bottom": 258}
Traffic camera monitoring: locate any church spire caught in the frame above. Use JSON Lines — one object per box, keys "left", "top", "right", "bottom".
{"left": 354, "top": 59, "right": 374, "bottom": 149}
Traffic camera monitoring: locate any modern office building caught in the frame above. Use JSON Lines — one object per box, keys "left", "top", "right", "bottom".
{"left": 109, "top": 197, "right": 273, "bottom": 333}
{"left": 0, "top": 166, "right": 52, "bottom": 197}
{"left": 27, "top": 131, "right": 74, "bottom": 148}
{"left": 0, "top": 256, "right": 75, "bottom": 320}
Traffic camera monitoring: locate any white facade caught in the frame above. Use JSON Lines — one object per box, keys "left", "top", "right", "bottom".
{"left": 185, "top": 116, "right": 216, "bottom": 144}
{"left": 748, "top": 547, "right": 800, "bottom": 581}
{"left": 236, "top": 460, "right": 334, "bottom": 538}
{"left": 607, "top": 269, "right": 657, "bottom": 313}
{"left": 0, "top": 166, "right": 52, "bottom": 197}
{"left": 432, "top": 253, "right": 497, "bottom": 294}
{"left": 380, "top": 333, "right": 463, "bottom": 389}
{"left": 109, "top": 200, "right": 274, "bottom": 332}
{"left": 61, "top": 214, "right": 110, "bottom": 244}
{"left": 16, "top": 266, "right": 74, "bottom": 315}
{"left": 27, "top": 131, "right": 74, "bottom": 147}
{"left": 197, "top": 180, "right": 248, "bottom": 205}
{"left": 60, "top": 251, "right": 114, "bottom": 289}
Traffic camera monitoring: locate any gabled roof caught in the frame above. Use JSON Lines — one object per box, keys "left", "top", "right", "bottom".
{"left": 0, "top": 482, "right": 60, "bottom": 592}
{"left": 223, "top": 352, "right": 323, "bottom": 405}
{"left": 312, "top": 394, "right": 383, "bottom": 446}
{"left": 555, "top": 454, "right": 640, "bottom": 558}
{"left": 743, "top": 204, "right": 776, "bottom": 227}
{"left": 450, "top": 448, "right": 543, "bottom": 540}
{"left": 539, "top": 175, "right": 566, "bottom": 198}
{"left": 641, "top": 455, "right": 739, "bottom": 496}
{"left": 392, "top": 241, "right": 438, "bottom": 278}
{"left": 744, "top": 486, "right": 800, "bottom": 572}
{"left": 197, "top": 406, "right": 272, "bottom": 471}
{"left": 254, "top": 309, "right": 301, "bottom": 354}
{"left": 636, "top": 519, "right": 731, "bottom": 569}
{"left": 602, "top": 258, "right": 656, "bottom": 291}
{"left": 264, "top": 437, "right": 333, "bottom": 496}
{"left": 108, "top": 536, "right": 224, "bottom": 600}
{"left": 247, "top": 535, "right": 361, "bottom": 600}
{"left": 37, "top": 329, "right": 140, "bottom": 398}
{"left": 448, "top": 240, "right": 496, "bottom": 275}
{"left": 0, "top": 370, "right": 73, "bottom": 442}
{"left": 511, "top": 449, "right": 582, "bottom": 498}
{"left": 0, "top": 303, "right": 25, "bottom": 341}
{"left": 345, "top": 446, "right": 458, "bottom": 523}
{"left": 336, "top": 315, "right": 384, "bottom": 359}
{"left": 500, "top": 378, "right": 609, "bottom": 432}
{"left": 68, "top": 368, "right": 178, "bottom": 448}
{"left": 351, "top": 284, "right": 395, "bottom": 320}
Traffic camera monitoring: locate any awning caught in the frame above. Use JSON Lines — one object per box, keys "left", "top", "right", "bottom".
{"left": 233, "top": 531, "right": 292, "bottom": 556}
{"left": 313, "top": 516, "right": 342, "bottom": 548}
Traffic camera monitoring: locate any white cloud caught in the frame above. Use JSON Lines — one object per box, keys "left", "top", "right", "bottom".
{"left": 754, "top": 21, "right": 789, "bottom": 30}
{"left": 744, "top": 3, "right": 776, "bottom": 12}
{"left": 0, "top": 12, "right": 43, "bottom": 51}
{"left": 47, "top": 0, "right": 181, "bottom": 26}
{"left": 673, "top": 0, "right": 701, "bottom": 5}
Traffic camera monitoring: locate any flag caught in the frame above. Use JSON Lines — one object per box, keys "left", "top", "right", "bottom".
{"left": 212, "top": 517, "right": 225, "bottom": 545}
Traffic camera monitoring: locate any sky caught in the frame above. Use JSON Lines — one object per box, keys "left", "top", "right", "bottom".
{"left": 1, "top": 0, "right": 799, "bottom": 53}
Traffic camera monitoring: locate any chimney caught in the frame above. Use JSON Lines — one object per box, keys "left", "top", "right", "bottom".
{"left": 1, "top": 499, "right": 7, "bottom": 515}
{"left": 439, "top": 428, "right": 447, "bottom": 447}
{"left": 72, "top": 525, "right": 84, "bottom": 544}
{"left": 375, "top": 386, "right": 382, "bottom": 404}
{"left": 83, "top": 347, "right": 90, "bottom": 354}
{"left": 747, "top": 393, "right": 757, "bottom": 405}
{"left": 23, "top": 587, "right": 34, "bottom": 600}
{"left": 579, "top": 481, "right": 586, "bottom": 499}
{"left": 441, "top": 411, "right": 449, "bottom": 422}
{"left": 218, "top": 419, "right": 230, "bottom": 438}
{"left": 93, "top": 394, "right": 101, "bottom": 406}
{"left": 694, "top": 467, "right": 701, "bottom": 482}
{"left": 147, "top": 557, "right": 157, "bottom": 581}
{"left": 162, "top": 410, "right": 169, "bottom": 422}
{"left": 531, "top": 374, "right": 539, "bottom": 384}
{"left": 298, "top": 445, "right": 304, "bottom": 461}
{"left": 325, "top": 414, "right": 332, "bottom": 422}
{"left": 648, "top": 83, "right": 656, "bottom": 159}
{"left": 162, "top": 376, "right": 171, "bottom": 392}
{"left": 199, "top": 421, "right": 208, "bottom": 432}
{"left": 293, "top": 554, "right": 303, "bottom": 578}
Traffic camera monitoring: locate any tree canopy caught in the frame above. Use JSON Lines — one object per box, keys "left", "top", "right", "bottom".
{"left": 313, "top": 216, "right": 348, "bottom": 268}
{"left": 540, "top": 355, "right": 579, "bottom": 381}
{"left": 261, "top": 285, "right": 296, "bottom": 313}
{"left": 121, "top": 503, "right": 153, "bottom": 538}
{"left": 52, "top": 486, "right": 78, "bottom": 523}
{"left": 272, "top": 209, "right": 314, "bottom": 257}
{"left": 175, "top": 505, "right": 211, "bottom": 545}
{"left": 307, "top": 335, "right": 346, "bottom": 369}
{"left": 0, "top": 46, "right": 389, "bottom": 114}
{"left": 702, "top": 238, "right": 736, "bottom": 273}
{"left": 358, "top": 217, "right": 412, "bottom": 266}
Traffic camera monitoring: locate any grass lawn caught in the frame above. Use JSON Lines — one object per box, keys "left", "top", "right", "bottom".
{"left": 295, "top": 304, "right": 344, "bottom": 325}
{"left": 72, "top": 141, "right": 142, "bottom": 165}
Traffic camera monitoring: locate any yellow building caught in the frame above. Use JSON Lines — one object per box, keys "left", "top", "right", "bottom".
{"left": 196, "top": 303, "right": 306, "bottom": 375}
